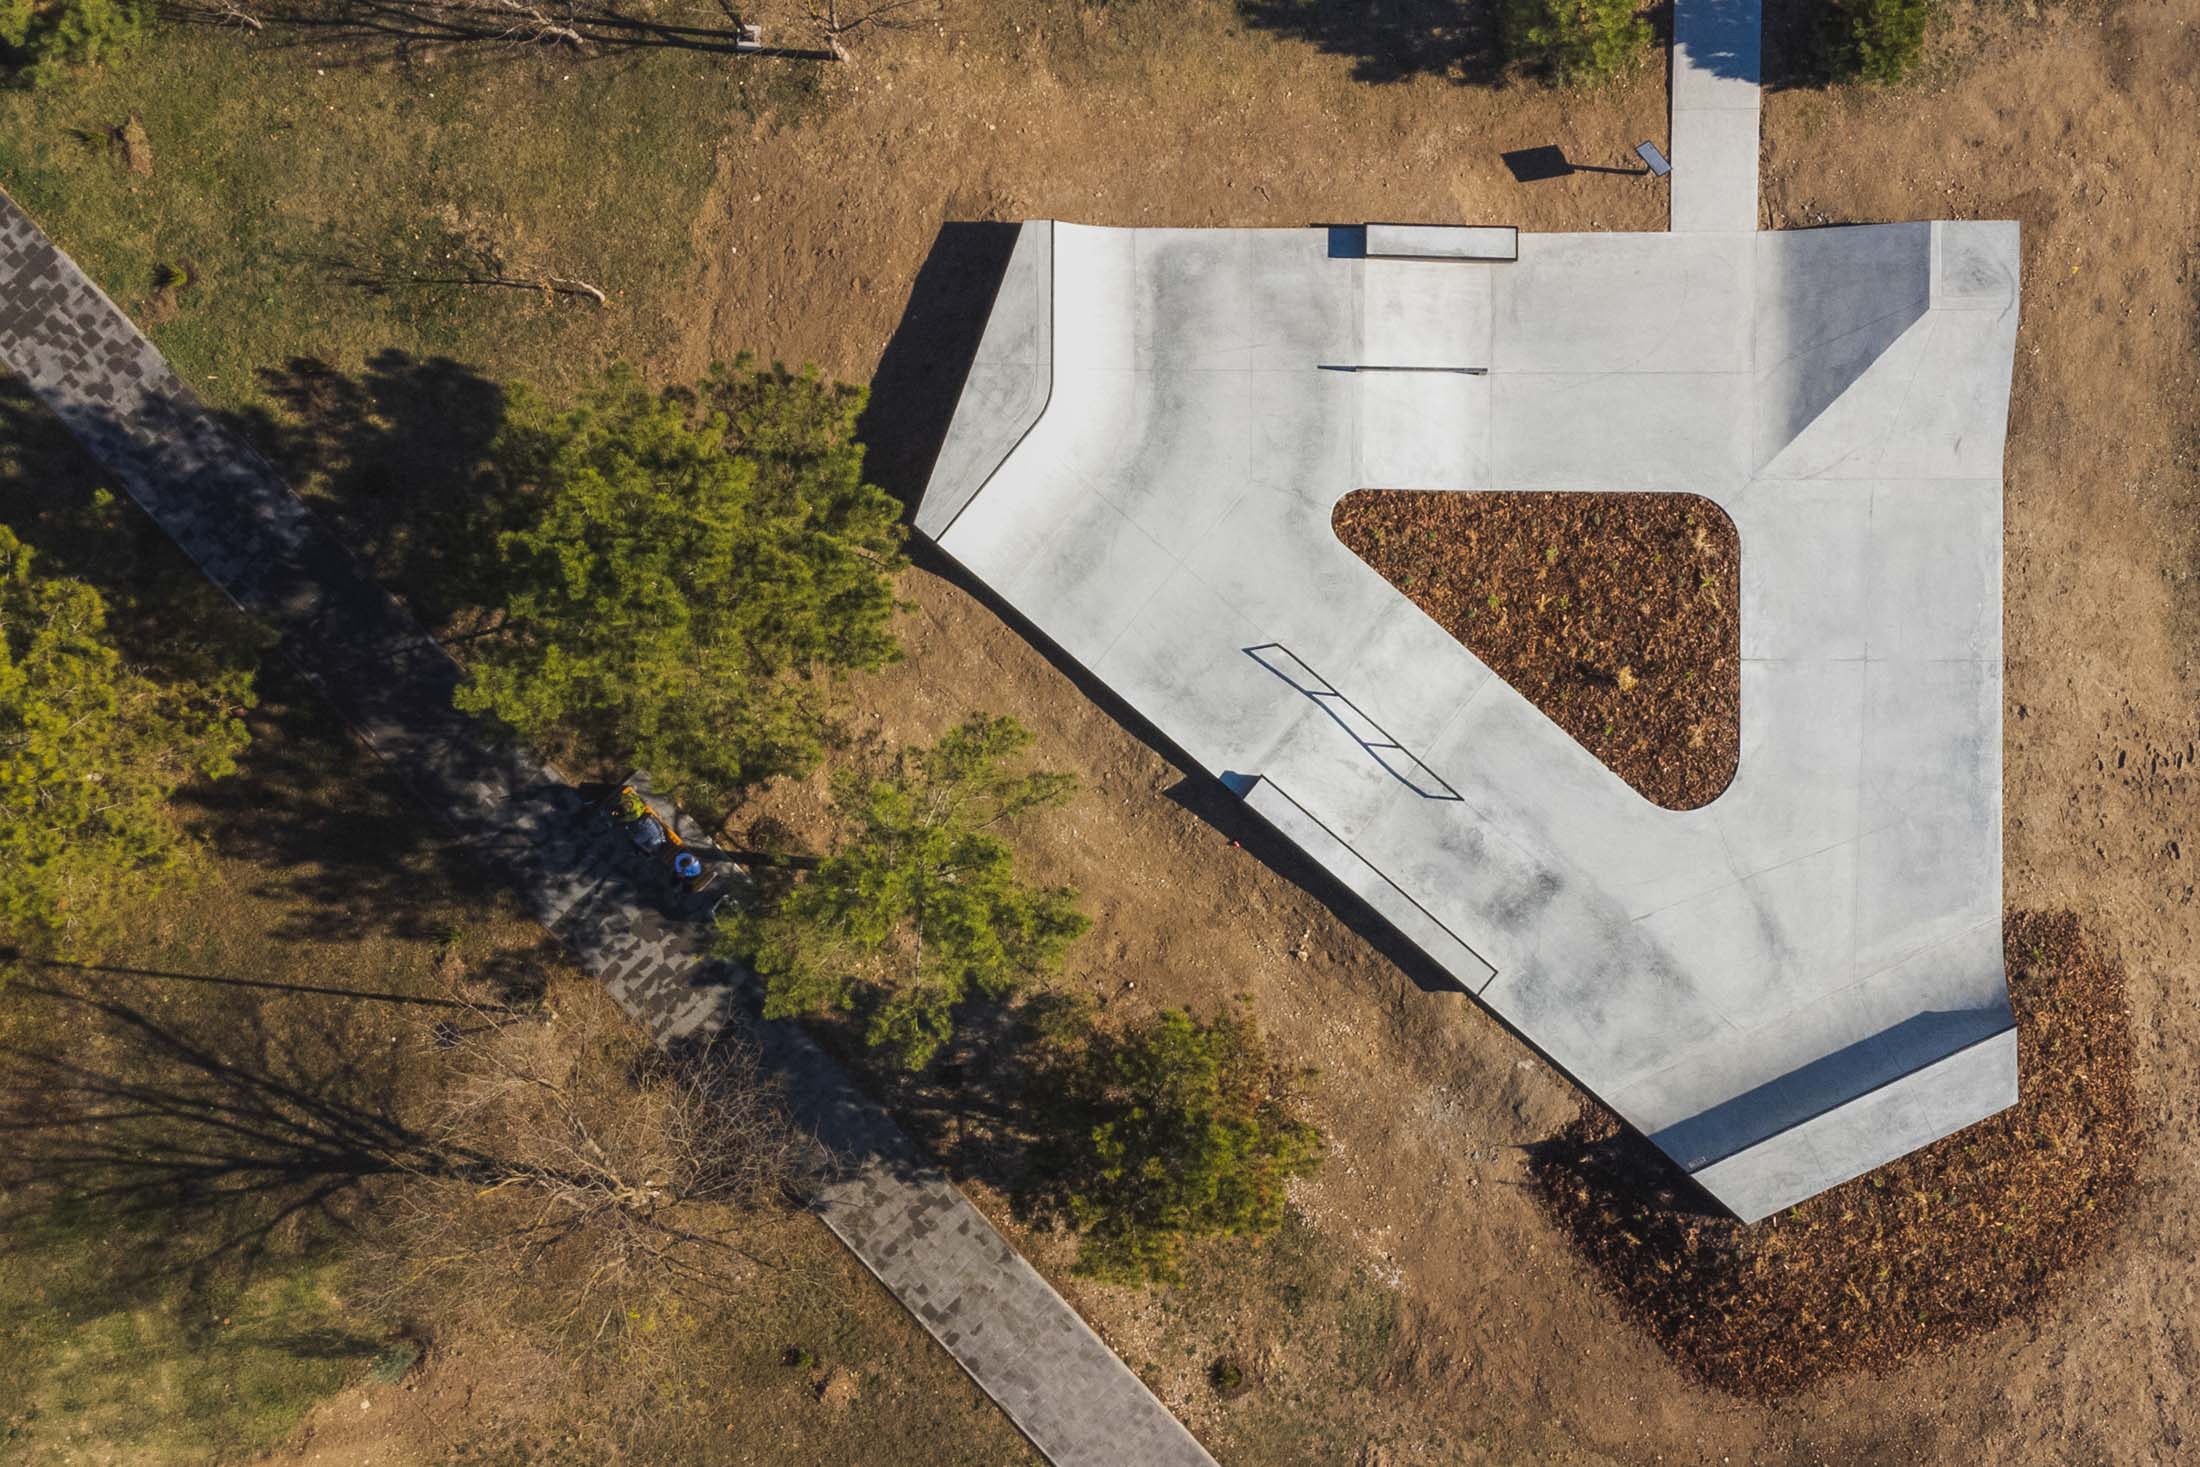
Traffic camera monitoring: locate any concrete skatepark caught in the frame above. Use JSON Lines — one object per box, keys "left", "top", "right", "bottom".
{"left": 917, "top": 3, "right": 2022, "bottom": 1222}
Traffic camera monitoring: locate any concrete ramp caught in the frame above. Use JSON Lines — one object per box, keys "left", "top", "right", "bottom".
{"left": 1753, "top": 224, "right": 1933, "bottom": 471}
{"left": 913, "top": 222, "right": 1053, "bottom": 541}
{"left": 1759, "top": 222, "right": 2020, "bottom": 481}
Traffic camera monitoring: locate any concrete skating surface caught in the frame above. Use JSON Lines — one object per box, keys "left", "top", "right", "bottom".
{"left": 918, "top": 215, "right": 2020, "bottom": 1221}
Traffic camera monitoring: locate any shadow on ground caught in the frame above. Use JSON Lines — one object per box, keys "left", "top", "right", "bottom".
{"left": 1233, "top": 0, "right": 1504, "bottom": 86}
{"left": 1233, "top": 0, "right": 1830, "bottom": 91}
{"left": 219, "top": 351, "right": 512, "bottom": 629}
{"left": 174, "top": 665, "right": 500, "bottom": 945}
{"left": 859, "top": 220, "right": 1021, "bottom": 519}
{"left": 0, "top": 978, "right": 433, "bottom": 1286}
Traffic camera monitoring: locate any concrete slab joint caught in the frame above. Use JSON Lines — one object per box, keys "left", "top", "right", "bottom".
{"left": 918, "top": 205, "right": 2021, "bottom": 1222}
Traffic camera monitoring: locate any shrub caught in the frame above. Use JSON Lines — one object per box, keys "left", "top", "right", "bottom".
{"left": 1502, "top": 0, "right": 1651, "bottom": 86}
{"left": 723, "top": 715, "right": 1089, "bottom": 1070}
{"left": 1, "top": 0, "right": 151, "bottom": 85}
{"left": 1022, "top": 1007, "right": 1324, "bottom": 1283}
{"left": 367, "top": 1341, "right": 422, "bottom": 1384}
{"left": 1818, "top": 0, "right": 1935, "bottom": 84}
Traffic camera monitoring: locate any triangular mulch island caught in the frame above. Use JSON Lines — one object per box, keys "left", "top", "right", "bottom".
{"left": 1331, "top": 490, "right": 1739, "bottom": 811}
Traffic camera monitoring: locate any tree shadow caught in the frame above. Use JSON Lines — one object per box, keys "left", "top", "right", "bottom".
{"left": 216, "top": 351, "right": 512, "bottom": 630}
{"left": 1756, "top": 0, "right": 1851, "bottom": 91}
{"left": 1, "top": 372, "right": 107, "bottom": 531}
{"left": 1520, "top": 1105, "right": 1726, "bottom": 1223}
{"left": 1232, "top": 0, "right": 1504, "bottom": 87}
{"left": 857, "top": 220, "right": 1021, "bottom": 520}
{"left": 172, "top": 663, "right": 503, "bottom": 944}
{"left": 163, "top": 0, "right": 831, "bottom": 68}
{"left": 7, "top": 953, "right": 525, "bottom": 1012}
{"left": 1235, "top": 0, "right": 1831, "bottom": 94}
{"left": 1, "top": 375, "right": 264, "bottom": 673}
{"left": 0, "top": 978, "right": 454, "bottom": 1301}
{"left": 6, "top": 361, "right": 529, "bottom": 947}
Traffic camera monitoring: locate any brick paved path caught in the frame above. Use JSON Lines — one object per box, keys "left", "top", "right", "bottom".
{"left": 0, "top": 189, "right": 1216, "bottom": 1467}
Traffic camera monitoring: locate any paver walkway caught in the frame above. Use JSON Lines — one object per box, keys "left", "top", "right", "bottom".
{"left": 0, "top": 188, "right": 1216, "bottom": 1467}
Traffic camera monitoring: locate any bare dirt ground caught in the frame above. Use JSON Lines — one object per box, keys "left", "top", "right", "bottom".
{"left": 669, "top": 1, "right": 2200, "bottom": 1461}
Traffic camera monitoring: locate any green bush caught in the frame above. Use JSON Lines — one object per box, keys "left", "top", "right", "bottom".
{"left": 1023, "top": 1007, "right": 1324, "bottom": 1283}
{"left": 723, "top": 715, "right": 1089, "bottom": 1070}
{"left": 1, "top": 0, "right": 151, "bottom": 84}
{"left": 367, "top": 1341, "right": 422, "bottom": 1384}
{"left": 1502, "top": 0, "right": 1651, "bottom": 86}
{"left": 1819, "top": 0, "right": 1935, "bottom": 84}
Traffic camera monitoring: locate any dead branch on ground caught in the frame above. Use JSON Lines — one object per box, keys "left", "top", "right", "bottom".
{"left": 364, "top": 981, "right": 829, "bottom": 1339}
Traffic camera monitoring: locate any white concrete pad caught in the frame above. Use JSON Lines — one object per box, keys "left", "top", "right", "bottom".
{"left": 1363, "top": 259, "right": 1493, "bottom": 368}
{"left": 1493, "top": 233, "right": 1753, "bottom": 374}
{"left": 918, "top": 204, "right": 2019, "bottom": 1221}
{"left": 1491, "top": 371, "right": 1751, "bottom": 495}
{"left": 1357, "top": 371, "right": 1491, "bottom": 489}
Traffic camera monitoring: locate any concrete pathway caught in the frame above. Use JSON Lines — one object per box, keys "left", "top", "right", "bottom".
{"left": 1670, "top": 0, "right": 1763, "bottom": 232}
{"left": 0, "top": 189, "right": 1216, "bottom": 1467}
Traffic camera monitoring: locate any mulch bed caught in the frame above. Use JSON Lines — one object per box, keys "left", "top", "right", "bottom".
{"left": 1526, "top": 911, "right": 2143, "bottom": 1398}
{"left": 1330, "top": 490, "right": 1738, "bottom": 810}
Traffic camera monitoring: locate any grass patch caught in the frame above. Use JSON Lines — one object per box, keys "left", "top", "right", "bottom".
{"left": 0, "top": 1209, "right": 372, "bottom": 1464}
{"left": 0, "top": 23, "right": 824, "bottom": 415}
{"left": 1528, "top": 910, "right": 2142, "bottom": 1397}
{"left": 1149, "top": 1212, "right": 1407, "bottom": 1460}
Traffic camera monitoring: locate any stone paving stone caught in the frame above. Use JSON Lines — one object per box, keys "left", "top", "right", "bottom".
{"left": 0, "top": 188, "right": 1214, "bottom": 1467}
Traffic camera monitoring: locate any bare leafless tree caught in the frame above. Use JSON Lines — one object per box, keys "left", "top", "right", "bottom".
{"left": 365, "top": 983, "right": 826, "bottom": 1342}
{"left": 462, "top": 0, "right": 588, "bottom": 48}
{"left": 806, "top": 0, "right": 933, "bottom": 59}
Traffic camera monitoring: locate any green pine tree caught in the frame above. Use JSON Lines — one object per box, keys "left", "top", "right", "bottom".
{"left": 1820, "top": 0, "right": 1936, "bottom": 85}
{"left": 0, "top": 525, "right": 252, "bottom": 964}
{"left": 455, "top": 360, "right": 906, "bottom": 815}
{"left": 1023, "top": 1007, "right": 1324, "bottom": 1283}
{"left": 1, "top": 0, "right": 151, "bottom": 84}
{"left": 723, "top": 714, "right": 1090, "bottom": 1071}
{"left": 1502, "top": 0, "right": 1652, "bottom": 86}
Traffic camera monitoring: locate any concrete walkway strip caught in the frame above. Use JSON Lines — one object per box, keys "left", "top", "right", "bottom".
{"left": 1670, "top": 0, "right": 1763, "bottom": 233}
{"left": 0, "top": 188, "right": 1217, "bottom": 1467}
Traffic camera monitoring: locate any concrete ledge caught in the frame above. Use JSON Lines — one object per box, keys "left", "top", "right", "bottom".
{"left": 914, "top": 221, "right": 1053, "bottom": 540}
{"left": 1366, "top": 223, "right": 1519, "bottom": 262}
{"left": 1690, "top": 1025, "right": 2019, "bottom": 1222}
{"left": 1236, "top": 775, "right": 1498, "bottom": 991}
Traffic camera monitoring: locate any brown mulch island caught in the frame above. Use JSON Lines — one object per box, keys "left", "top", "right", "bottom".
{"left": 1527, "top": 911, "right": 2143, "bottom": 1398}
{"left": 1331, "top": 490, "right": 1738, "bottom": 810}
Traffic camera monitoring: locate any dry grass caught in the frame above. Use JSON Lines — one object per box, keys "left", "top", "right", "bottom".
{"left": 1528, "top": 910, "right": 2143, "bottom": 1397}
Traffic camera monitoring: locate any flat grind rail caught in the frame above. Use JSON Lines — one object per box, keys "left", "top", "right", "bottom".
{"left": 0, "top": 188, "right": 1217, "bottom": 1467}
